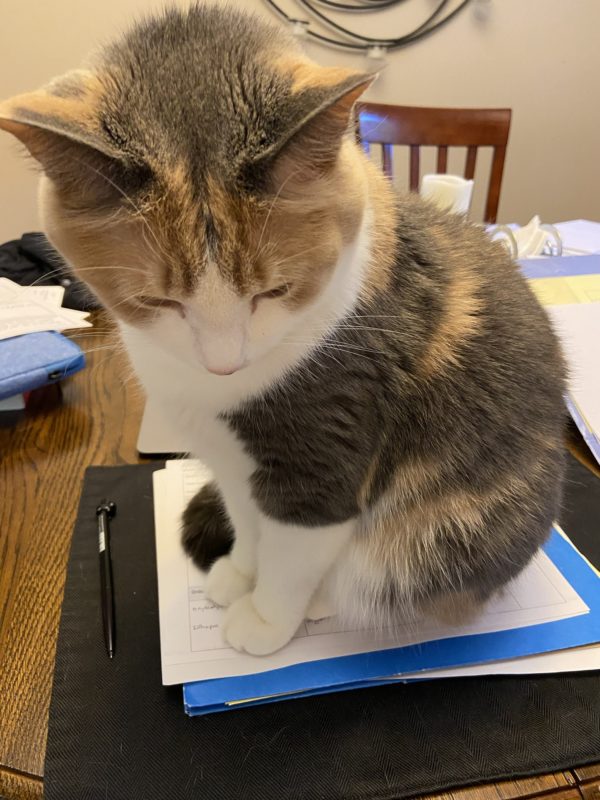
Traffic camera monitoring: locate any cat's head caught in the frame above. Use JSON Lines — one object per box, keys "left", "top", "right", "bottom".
{"left": 0, "top": 6, "right": 375, "bottom": 375}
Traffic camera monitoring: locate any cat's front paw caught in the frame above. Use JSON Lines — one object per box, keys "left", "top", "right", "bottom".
{"left": 205, "top": 556, "right": 252, "bottom": 607}
{"left": 222, "top": 594, "right": 296, "bottom": 655}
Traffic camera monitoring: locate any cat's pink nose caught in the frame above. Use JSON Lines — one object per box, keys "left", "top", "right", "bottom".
{"left": 206, "top": 364, "right": 241, "bottom": 376}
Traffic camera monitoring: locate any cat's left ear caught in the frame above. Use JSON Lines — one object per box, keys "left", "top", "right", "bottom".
{"left": 258, "top": 63, "right": 376, "bottom": 181}
{"left": 0, "top": 71, "right": 139, "bottom": 205}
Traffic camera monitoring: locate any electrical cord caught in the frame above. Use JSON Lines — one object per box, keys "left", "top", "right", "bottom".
{"left": 263, "top": 0, "right": 473, "bottom": 51}
{"left": 312, "top": 0, "right": 410, "bottom": 11}
{"left": 296, "top": 0, "right": 451, "bottom": 45}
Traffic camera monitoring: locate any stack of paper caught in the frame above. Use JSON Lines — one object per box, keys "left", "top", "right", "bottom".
{"left": 153, "top": 460, "right": 600, "bottom": 716}
{"left": 522, "top": 254, "right": 600, "bottom": 466}
{"left": 0, "top": 277, "right": 92, "bottom": 340}
{"left": 555, "top": 219, "right": 600, "bottom": 255}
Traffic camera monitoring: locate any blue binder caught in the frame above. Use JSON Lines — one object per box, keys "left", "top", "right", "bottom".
{"left": 183, "top": 529, "right": 600, "bottom": 716}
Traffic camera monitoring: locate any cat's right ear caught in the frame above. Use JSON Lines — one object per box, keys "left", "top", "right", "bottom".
{"left": 255, "top": 64, "right": 376, "bottom": 187}
{"left": 0, "top": 71, "right": 144, "bottom": 207}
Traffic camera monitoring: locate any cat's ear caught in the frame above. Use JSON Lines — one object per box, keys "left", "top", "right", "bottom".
{"left": 260, "top": 64, "right": 376, "bottom": 184}
{"left": 0, "top": 71, "right": 142, "bottom": 206}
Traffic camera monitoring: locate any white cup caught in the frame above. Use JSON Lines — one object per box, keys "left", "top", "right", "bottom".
{"left": 420, "top": 174, "right": 474, "bottom": 215}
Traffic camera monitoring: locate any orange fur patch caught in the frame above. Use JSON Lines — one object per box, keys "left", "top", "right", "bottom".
{"left": 357, "top": 446, "right": 558, "bottom": 609}
{"left": 420, "top": 257, "right": 483, "bottom": 376}
{"left": 273, "top": 58, "right": 363, "bottom": 94}
{"left": 420, "top": 588, "right": 483, "bottom": 626}
{"left": 41, "top": 180, "right": 161, "bottom": 325}
{"left": 358, "top": 155, "right": 396, "bottom": 300}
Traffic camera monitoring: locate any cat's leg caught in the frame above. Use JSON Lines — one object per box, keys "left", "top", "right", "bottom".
{"left": 180, "top": 477, "right": 257, "bottom": 605}
{"left": 181, "top": 482, "right": 234, "bottom": 569}
{"left": 222, "top": 515, "right": 355, "bottom": 655}
{"left": 204, "top": 473, "right": 260, "bottom": 607}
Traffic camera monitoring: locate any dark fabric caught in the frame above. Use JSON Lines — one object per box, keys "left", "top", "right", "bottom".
{"left": 0, "top": 232, "right": 100, "bottom": 311}
{"left": 45, "top": 454, "right": 600, "bottom": 800}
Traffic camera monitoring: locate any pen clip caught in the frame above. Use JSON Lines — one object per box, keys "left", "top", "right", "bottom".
{"left": 96, "top": 500, "right": 117, "bottom": 518}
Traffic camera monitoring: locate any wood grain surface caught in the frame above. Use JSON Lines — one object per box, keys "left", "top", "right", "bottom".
{"left": 0, "top": 314, "right": 149, "bottom": 798}
{"left": 0, "top": 313, "right": 598, "bottom": 800}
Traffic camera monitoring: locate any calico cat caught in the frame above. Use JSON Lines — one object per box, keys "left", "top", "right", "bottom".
{"left": 0, "top": 5, "right": 566, "bottom": 655}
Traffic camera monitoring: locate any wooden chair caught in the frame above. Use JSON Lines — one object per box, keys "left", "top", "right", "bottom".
{"left": 356, "top": 103, "right": 512, "bottom": 224}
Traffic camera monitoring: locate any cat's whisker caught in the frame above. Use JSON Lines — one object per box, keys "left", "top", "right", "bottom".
{"left": 140, "top": 220, "right": 173, "bottom": 267}
{"left": 253, "top": 168, "right": 302, "bottom": 260}
{"left": 268, "top": 243, "right": 329, "bottom": 272}
{"left": 78, "top": 344, "right": 120, "bottom": 356}
{"left": 25, "top": 264, "right": 148, "bottom": 292}
{"left": 326, "top": 325, "right": 401, "bottom": 336}
{"left": 283, "top": 339, "right": 382, "bottom": 362}
{"left": 66, "top": 154, "right": 173, "bottom": 267}
{"left": 285, "top": 336, "right": 385, "bottom": 354}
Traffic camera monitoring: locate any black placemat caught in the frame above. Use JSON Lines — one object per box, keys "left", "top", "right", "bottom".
{"left": 44, "top": 455, "right": 600, "bottom": 800}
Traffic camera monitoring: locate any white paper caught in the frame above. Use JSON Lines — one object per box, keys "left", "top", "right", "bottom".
{"left": 0, "top": 277, "right": 91, "bottom": 339}
{"left": 0, "top": 393, "right": 25, "bottom": 411}
{"left": 385, "top": 642, "right": 600, "bottom": 681}
{"left": 555, "top": 219, "right": 600, "bottom": 254}
{"left": 24, "top": 285, "right": 65, "bottom": 307}
{"left": 548, "top": 302, "right": 600, "bottom": 441}
{"left": 154, "top": 461, "right": 590, "bottom": 686}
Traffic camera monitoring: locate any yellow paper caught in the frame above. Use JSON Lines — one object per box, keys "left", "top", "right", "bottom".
{"left": 530, "top": 275, "right": 600, "bottom": 305}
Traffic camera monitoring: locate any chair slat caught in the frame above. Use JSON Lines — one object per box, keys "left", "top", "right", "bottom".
{"left": 464, "top": 146, "right": 477, "bottom": 180}
{"left": 381, "top": 144, "right": 393, "bottom": 178}
{"left": 485, "top": 145, "right": 507, "bottom": 224}
{"left": 409, "top": 146, "right": 420, "bottom": 191}
{"left": 436, "top": 146, "right": 448, "bottom": 173}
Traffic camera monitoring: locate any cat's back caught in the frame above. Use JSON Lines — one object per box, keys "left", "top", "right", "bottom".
{"left": 356, "top": 193, "right": 568, "bottom": 505}
{"left": 378, "top": 193, "right": 565, "bottom": 393}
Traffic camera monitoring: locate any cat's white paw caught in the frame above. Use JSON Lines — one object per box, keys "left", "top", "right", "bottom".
{"left": 306, "top": 591, "right": 335, "bottom": 621}
{"left": 205, "top": 556, "right": 252, "bottom": 607}
{"left": 222, "top": 594, "right": 296, "bottom": 655}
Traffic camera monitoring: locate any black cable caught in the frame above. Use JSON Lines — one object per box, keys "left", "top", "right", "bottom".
{"left": 264, "top": 0, "right": 472, "bottom": 51}
{"left": 312, "top": 0, "right": 409, "bottom": 10}
{"left": 401, "top": 0, "right": 472, "bottom": 44}
{"left": 264, "top": 1, "right": 368, "bottom": 49}
{"left": 296, "top": 0, "right": 450, "bottom": 45}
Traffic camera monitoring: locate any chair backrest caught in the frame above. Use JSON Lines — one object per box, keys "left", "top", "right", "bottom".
{"left": 356, "top": 103, "right": 512, "bottom": 224}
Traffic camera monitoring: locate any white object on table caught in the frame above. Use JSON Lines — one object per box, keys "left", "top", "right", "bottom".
{"left": 0, "top": 277, "right": 91, "bottom": 340}
{"left": 420, "top": 174, "right": 474, "bottom": 215}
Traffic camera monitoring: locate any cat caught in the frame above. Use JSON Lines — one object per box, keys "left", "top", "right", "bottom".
{"left": 0, "top": 4, "right": 566, "bottom": 656}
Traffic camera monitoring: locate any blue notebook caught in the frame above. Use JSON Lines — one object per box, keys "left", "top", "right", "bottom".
{"left": 183, "top": 529, "right": 600, "bottom": 716}
{"left": 520, "top": 253, "right": 600, "bottom": 279}
{"left": 0, "top": 331, "right": 85, "bottom": 400}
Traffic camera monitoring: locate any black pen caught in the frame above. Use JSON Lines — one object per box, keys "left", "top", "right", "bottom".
{"left": 96, "top": 500, "right": 117, "bottom": 659}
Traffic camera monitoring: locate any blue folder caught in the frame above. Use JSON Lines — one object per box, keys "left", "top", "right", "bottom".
{"left": 519, "top": 252, "right": 600, "bottom": 279}
{"left": 183, "top": 529, "right": 600, "bottom": 715}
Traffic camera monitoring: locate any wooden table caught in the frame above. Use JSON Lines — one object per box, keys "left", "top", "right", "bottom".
{"left": 0, "top": 313, "right": 598, "bottom": 800}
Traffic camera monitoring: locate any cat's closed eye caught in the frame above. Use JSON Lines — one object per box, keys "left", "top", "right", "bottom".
{"left": 137, "top": 295, "right": 182, "bottom": 312}
{"left": 251, "top": 284, "right": 290, "bottom": 313}
{"left": 256, "top": 284, "right": 290, "bottom": 300}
